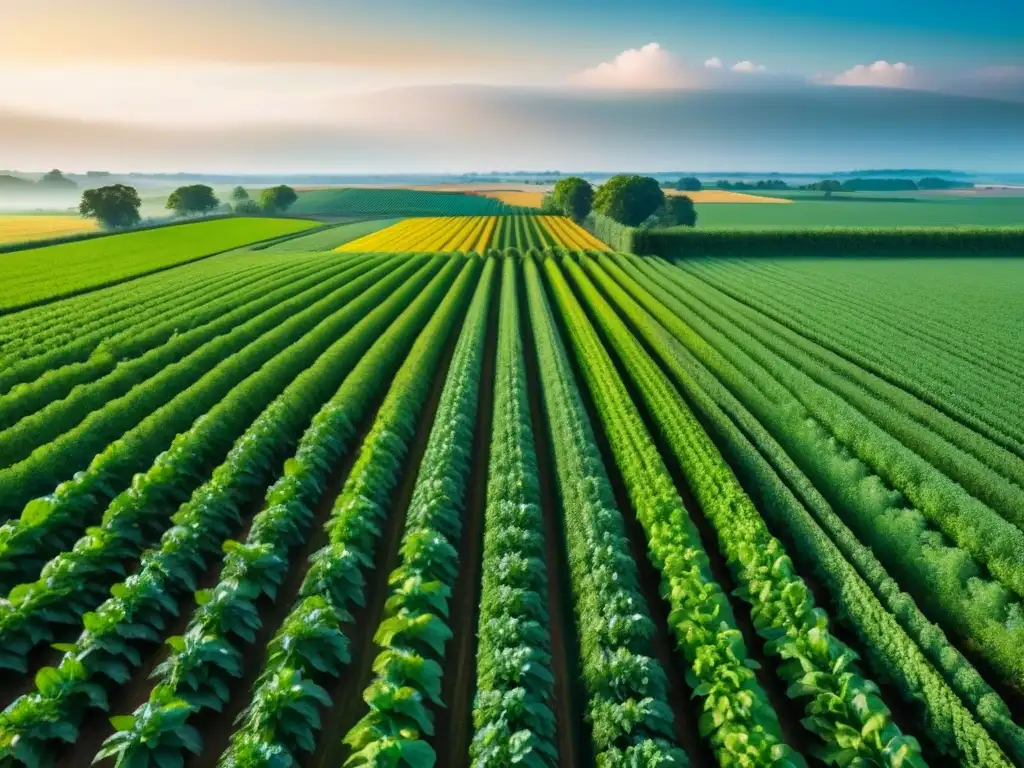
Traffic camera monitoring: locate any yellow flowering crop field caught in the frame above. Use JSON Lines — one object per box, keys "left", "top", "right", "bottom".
{"left": 336, "top": 214, "right": 610, "bottom": 253}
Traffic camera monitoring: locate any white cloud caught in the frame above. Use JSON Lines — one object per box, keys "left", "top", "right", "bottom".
{"left": 827, "top": 60, "right": 915, "bottom": 87}
{"left": 731, "top": 60, "right": 767, "bottom": 73}
{"left": 574, "top": 43, "right": 694, "bottom": 89}
{"left": 704, "top": 57, "right": 723, "bottom": 69}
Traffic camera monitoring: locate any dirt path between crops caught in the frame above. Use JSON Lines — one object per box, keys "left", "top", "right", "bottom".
{"left": 69, "top": 488, "right": 267, "bottom": 768}
{"left": 311, "top": 324, "right": 462, "bottom": 768}
{"left": 187, "top": 404, "right": 385, "bottom": 768}
{"left": 520, "top": 265, "right": 587, "bottom": 768}
{"left": 430, "top": 282, "right": 499, "bottom": 767}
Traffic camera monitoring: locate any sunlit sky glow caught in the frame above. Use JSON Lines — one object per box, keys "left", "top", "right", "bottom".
{"left": 2, "top": 0, "right": 1022, "bottom": 171}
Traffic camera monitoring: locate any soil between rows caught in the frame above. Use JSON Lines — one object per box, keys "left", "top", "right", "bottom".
{"left": 519, "top": 261, "right": 587, "bottom": 768}
{"left": 430, "top": 270, "right": 500, "bottom": 767}
{"left": 313, "top": 307, "right": 464, "bottom": 768}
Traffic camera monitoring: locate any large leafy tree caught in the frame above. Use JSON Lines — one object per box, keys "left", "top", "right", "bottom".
{"left": 166, "top": 184, "right": 220, "bottom": 217}
{"left": 78, "top": 185, "right": 141, "bottom": 229}
{"left": 231, "top": 185, "right": 250, "bottom": 202}
{"left": 593, "top": 175, "right": 665, "bottom": 226}
{"left": 675, "top": 176, "right": 702, "bottom": 192}
{"left": 260, "top": 185, "right": 298, "bottom": 214}
{"left": 551, "top": 176, "right": 594, "bottom": 222}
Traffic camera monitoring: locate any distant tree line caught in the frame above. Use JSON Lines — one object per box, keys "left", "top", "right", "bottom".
{"left": 668, "top": 176, "right": 971, "bottom": 193}
{"left": 76, "top": 182, "right": 298, "bottom": 230}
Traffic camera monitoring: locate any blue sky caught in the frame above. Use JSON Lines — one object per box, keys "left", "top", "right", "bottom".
{"left": 2, "top": 0, "right": 1021, "bottom": 171}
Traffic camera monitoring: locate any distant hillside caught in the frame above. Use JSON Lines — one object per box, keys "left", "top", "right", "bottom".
{"left": 0, "top": 174, "right": 32, "bottom": 188}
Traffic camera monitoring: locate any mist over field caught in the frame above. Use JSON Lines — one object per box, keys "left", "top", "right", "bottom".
{"left": 3, "top": 84, "right": 1023, "bottom": 174}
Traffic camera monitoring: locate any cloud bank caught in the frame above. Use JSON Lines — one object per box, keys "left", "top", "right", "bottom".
{"left": 825, "top": 60, "right": 915, "bottom": 87}
{"left": 574, "top": 44, "right": 767, "bottom": 89}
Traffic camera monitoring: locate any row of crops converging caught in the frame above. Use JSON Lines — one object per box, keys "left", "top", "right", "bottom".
{"left": 0, "top": 249, "right": 1021, "bottom": 768}
{"left": 337, "top": 215, "right": 609, "bottom": 253}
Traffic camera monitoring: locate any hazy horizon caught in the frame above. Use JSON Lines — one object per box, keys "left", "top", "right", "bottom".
{"left": 3, "top": 0, "right": 1022, "bottom": 173}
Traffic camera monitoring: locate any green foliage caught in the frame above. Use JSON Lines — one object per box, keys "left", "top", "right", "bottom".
{"left": 289, "top": 187, "right": 523, "bottom": 217}
{"left": 0, "top": 257, "right": 450, "bottom": 764}
{"left": 470, "top": 258, "right": 557, "bottom": 767}
{"left": 260, "top": 185, "right": 299, "bottom": 214}
{"left": 592, "top": 175, "right": 665, "bottom": 227}
{"left": 659, "top": 196, "right": 697, "bottom": 228}
{"left": 78, "top": 184, "right": 141, "bottom": 229}
{"left": 166, "top": 184, "right": 220, "bottom": 217}
{"left": 584, "top": 212, "right": 639, "bottom": 252}
{"left": 595, "top": 253, "right": 1020, "bottom": 766}
{"left": 551, "top": 177, "right": 594, "bottom": 222}
{"left": 524, "top": 256, "right": 685, "bottom": 764}
{"left": 636, "top": 227, "right": 1024, "bottom": 257}
{"left": 232, "top": 185, "right": 250, "bottom": 202}
{"left": 0, "top": 217, "right": 316, "bottom": 312}
{"left": 676, "top": 177, "right": 702, "bottom": 192}
{"left": 233, "top": 199, "right": 261, "bottom": 215}
{"left": 545, "top": 256, "right": 795, "bottom": 765}
{"left": 342, "top": 258, "right": 494, "bottom": 764}
{"left": 570, "top": 254, "right": 928, "bottom": 767}
{"left": 224, "top": 256, "right": 481, "bottom": 763}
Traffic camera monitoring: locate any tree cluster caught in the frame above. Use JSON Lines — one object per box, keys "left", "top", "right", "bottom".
{"left": 594, "top": 175, "right": 697, "bottom": 229}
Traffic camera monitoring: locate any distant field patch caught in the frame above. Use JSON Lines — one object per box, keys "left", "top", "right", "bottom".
{"left": 472, "top": 190, "right": 546, "bottom": 208}
{"left": 259, "top": 218, "right": 401, "bottom": 252}
{"left": 691, "top": 196, "right": 1024, "bottom": 229}
{"left": 290, "top": 187, "right": 522, "bottom": 218}
{"left": 0, "top": 215, "right": 98, "bottom": 245}
{"left": 0, "top": 217, "right": 315, "bottom": 312}
{"left": 667, "top": 190, "right": 793, "bottom": 203}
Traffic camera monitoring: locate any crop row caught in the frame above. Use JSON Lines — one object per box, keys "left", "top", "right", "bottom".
{"left": 222, "top": 256, "right": 481, "bottom": 764}
{"left": 0, "top": 255, "right": 459, "bottom": 764}
{"left": 340, "top": 256, "right": 495, "bottom": 764}
{"left": 590, "top": 252, "right": 1022, "bottom": 765}
{"left": 470, "top": 257, "right": 558, "bottom": 766}
{"left": 524, "top": 255, "right": 686, "bottom": 765}
{"left": 0, "top": 256, "right": 362, "bottom": 466}
{"left": 0, "top": 218, "right": 317, "bottom": 313}
{"left": 1, "top": 250, "right": 1020, "bottom": 767}
{"left": 339, "top": 215, "right": 611, "bottom": 253}
{"left": 678, "top": 259, "right": 1024, "bottom": 456}
{"left": 96, "top": 256, "right": 474, "bottom": 768}
{"left": 612, "top": 254, "right": 1024, "bottom": 687}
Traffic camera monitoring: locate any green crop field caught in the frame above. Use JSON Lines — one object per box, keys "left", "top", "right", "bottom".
{"left": 0, "top": 232, "right": 1021, "bottom": 768}
{"left": 257, "top": 217, "right": 402, "bottom": 252}
{"left": 693, "top": 195, "right": 1024, "bottom": 229}
{"left": 290, "top": 187, "right": 524, "bottom": 218}
{"left": 0, "top": 217, "right": 316, "bottom": 312}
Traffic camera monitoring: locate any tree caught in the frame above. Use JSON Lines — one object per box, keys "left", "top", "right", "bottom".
{"left": 232, "top": 186, "right": 250, "bottom": 202}
{"left": 592, "top": 175, "right": 665, "bottom": 227}
{"left": 260, "top": 185, "right": 298, "bottom": 214}
{"left": 233, "top": 199, "right": 262, "bottom": 215}
{"left": 166, "top": 184, "right": 220, "bottom": 217}
{"left": 551, "top": 177, "right": 594, "bottom": 222}
{"left": 818, "top": 180, "right": 842, "bottom": 197}
{"left": 676, "top": 177, "right": 702, "bottom": 192}
{"left": 660, "top": 195, "right": 698, "bottom": 227}
{"left": 79, "top": 185, "right": 141, "bottom": 229}
{"left": 38, "top": 169, "right": 76, "bottom": 188}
